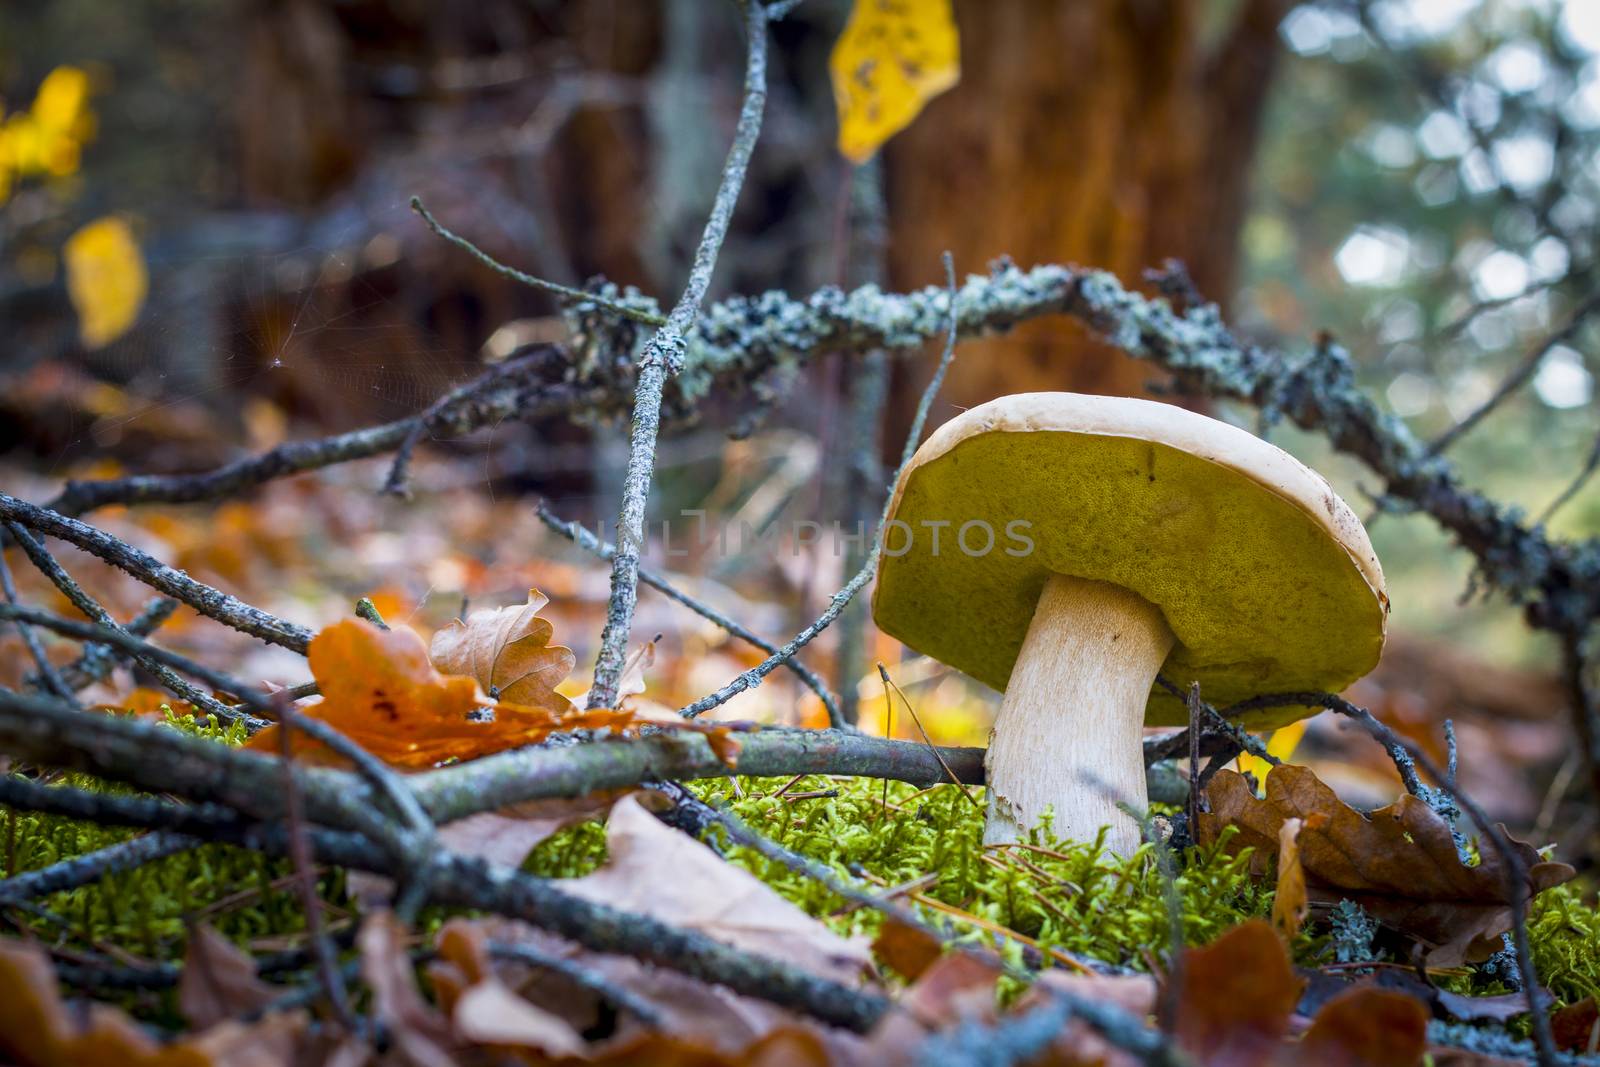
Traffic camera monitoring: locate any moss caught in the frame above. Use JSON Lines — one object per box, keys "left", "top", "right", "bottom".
{"left": 528, "top": 776, "right": 1314, "bottom": 971}
{"left": 1, "top": 707, "right": 348, "bottom": 953}
{"left": 1527, "top": 880, "right": 1600, "bottom": 1007}
{"left": 527, "top": 775, "right": 1600, "bottom": 1004}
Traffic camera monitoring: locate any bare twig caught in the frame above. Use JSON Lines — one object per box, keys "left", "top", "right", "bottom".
{"left": 487, "top": 941, "right": 666, "bottom": 1027}
{"left": 48, "top": 596, "right": 177, "bottom": 692}
{"left": 0, "top": 832, "right": 197, "bottom": 904}
{"left": 0, "top": 496, "right": 313, "bottom": 651}
{"left": 679, "top": 251, "right": 959, "bottom": 719}
{"left": 1426, "top": 291, "right": 1600, "bottom": 458}
{"left": 5, "top": 524, "right": 267, "bottom": 727}
{"left": 0, "top": 546, "right": 72, "bottom": 700}
{"left": 1540, "top": 425, "right": 1600, "bottom": 524}
{"left": 876, "top": 664, "right": 980, "bottom": 807}
{"left": 536, "top": 501, "right": 842, "bottom": 725}
{"left": 589, "top": 0, "right": 771, "bottom": 710}
{"left": 273, "top": 695, "right": 356, "bottom": 1032}
{"left": 353, "top": 596, "right": 389, "bottom": 630}
{"left": 381, "top": 347, "right": 553, "bottom": 497}
{"left": 410, "top": 197, "right": 665, "bottom": 327}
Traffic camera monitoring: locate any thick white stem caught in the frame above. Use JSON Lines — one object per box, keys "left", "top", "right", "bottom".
{"left": 983, "top": 573, "right": 1175, "bottom": 854}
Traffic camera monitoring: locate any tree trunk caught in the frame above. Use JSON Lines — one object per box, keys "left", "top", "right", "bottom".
{"left": 887, "top": 0, "right": 1290, "bottom": 407}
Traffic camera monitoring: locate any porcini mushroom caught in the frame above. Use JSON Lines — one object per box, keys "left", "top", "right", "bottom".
{"left": 872, "top": 392, "right": 1387, "bottom": 854}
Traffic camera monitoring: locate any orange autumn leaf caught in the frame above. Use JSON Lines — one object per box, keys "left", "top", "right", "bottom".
{"left": 247, "top": 619, "right": 632, "bottom": 769}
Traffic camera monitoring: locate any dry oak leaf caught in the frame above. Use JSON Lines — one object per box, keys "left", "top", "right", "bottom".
{"left": 247, "top": 619, "right": 632, "bottom": 769}
{"left": 1172, "top": 920, "right": 1428, "bottom": 1067}
{"left": 425, "top": 918, "right": 586, "bottom": 1059}
{"left": 1015, "top": 971, "right": 1158, "bottom": 1067}
{"left": 436, "top": 791, "right": 635, "bottom": 871}
{"left": 1554, "top": 997, "right": 1599, "bottom": 1054}
{"left": 1198, "top": 766, "right": 1575, "bottom": 967}
{"left": 0, "top": 937, "right": 304, "bottom": 1067}
{"left": 428, "top": 589, "right": 576, "bottom": 711}
{"left": 358, "top": 911, "right": 456, "bottom": 1067}
{"left": 829, "top": 0, "right": 959, "bottom": 163}
{"left": 1173, "top": 920, "right": 1304, "bottom": 1067}
{"left": 859, "top": 948, "right": 1004, "bottom": 1066}
{"left": 1296, "top": 986, "right": 1430, "bottom": 1067}
{"left": 1270, "top": 813, "right": 1326, "bottom": 943}
{"left": 178, "top": 924, "right": 276, "bottom": 1030}
{"left": 561, "top": 794, "right": 873, "bottom": 987}
{"left": 459, "top": 918, "right": 850, "bottom": 1058}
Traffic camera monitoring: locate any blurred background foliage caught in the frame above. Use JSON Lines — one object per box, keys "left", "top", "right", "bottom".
{"left": 1, "top": 0, "right": 1597, "bottom": 856}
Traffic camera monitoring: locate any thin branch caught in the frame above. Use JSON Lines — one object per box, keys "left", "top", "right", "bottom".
{"left": 679, "top": 251, "right": 959, "bottom": 719}
{"left": 0, "top": 547, "right": 72, "bottom": 700}
{"left": 29, "top": 261, "right": 1598, "bottom": 652}
{"left": 835, "top": 158, "right": 891, "bottom": 727}
{"left": 535, "top": 502, "right": 842, "bottom": 725}
{"left": 5, "top": 524, "right": 267, "bottom": 727}
{"left": 488, "top": 941, "right": 666, "bottom": 1027}
{"left": 0, "top": 775, "right": 244, "bottom": 837}
{"left": 0, "top": 602, "right": 272, "bottom": 730}
{"left": 0, "top": 496, "right": 314, "bottom": 652}
{"left": 0, "top": 618, "right": 430, "bottom": 862}
{"left": 49, "top": 596, "right": 177, "bottom": 692}
{"left": 410, "top": 197, "right": 666, "bottom": 327}
{"left": 1540, "top": 424, "right": 1600, "bottom": 523}
{"left": 273, "top": 696, "right": 356, "bottom": 1032}
{"left": 0, "top": 831, "right": 196, "bottom": 904}
{"left": 1425, "top": 291, "right": 1600, "bottom": 458}
{"left": 589, "top": 0, "right": 771, "bottom": 710}
{"left": 381, "top": 346, "right": 554, "bottom": 497}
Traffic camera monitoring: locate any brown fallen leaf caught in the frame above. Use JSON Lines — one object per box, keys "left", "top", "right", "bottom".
{"left": 428, "top": 589, "right": 576, "bottom": 711}
{"left": 94, "top": 686, "right": 198, "bottom": 719}
{"left": 1271, "top": 814, "right": 1322, "bottom": 942}
{"left": 589, "top": 1027, "right": 836, "bottom": 1067}
{"left": 1199, "top": 766, "right": 1575, "bottom": 966}
{"left": 560, "top": 795, "right": 872, "bottom": 987}
{"left": 357, "top": 911, "right": 456, "bottom": 1067}
{"left": 862, "top": 950, "right": 1003, "bottom": 1067}
{"left": 0, "top": 936, "right": 306, "bottom": 1067}
{"left": 1296, "top": 986, "right": 1428, "bottom": 1067}
{"left": 425, "top": 914, "right": 586, "bottom": 1060}
{"left": 1019, "top": 971, "right": 1159, "bottom": 1067}
{"left": 441, "top": 916, "right": 870, "bottom": 1062}
{"left": 1173, "top": 920, "right": 1303, "bottom": 1067}
{"left": 1170, "top": 921, "right": 1428, "bottom": 1067}
{"left": 1554, "top": 997, "right": 1599, "bottom": 1053}
{"left": 871, "top": 919, "right": 943, "bottom": 981}
{"left": 437, "top": 791, "right": 632, "bottom": 869}
{"left": 178, "top": 924, "right": 276, "bottom": 1030}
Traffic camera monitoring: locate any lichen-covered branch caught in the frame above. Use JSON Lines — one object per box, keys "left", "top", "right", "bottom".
{"left": 588, "top": 0, "right": 771, "bottom": 710}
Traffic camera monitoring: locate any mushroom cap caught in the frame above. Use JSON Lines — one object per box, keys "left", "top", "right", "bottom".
{"left": 871, "top": 393, "right": 1388, "bottom": 729}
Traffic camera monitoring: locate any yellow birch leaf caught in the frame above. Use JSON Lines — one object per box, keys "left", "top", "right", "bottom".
{"left": 829, "top": 0, "right": 960, "bottom": 164}
{"left": 64, "top": 216, "right": 147, "bottom": 349}
{"left": 30, "top": 67, "right": 90, "bottom": 133}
